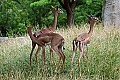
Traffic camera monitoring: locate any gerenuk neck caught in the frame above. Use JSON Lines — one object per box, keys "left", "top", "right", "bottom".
{"left": 28, "top": 27, "right": 37, "bottom": 43}
{"left": 88, "top": 21, "right": 95, "bottom": 36}
{"left": 51, "top": 11, "right": 58, "bottom": 31}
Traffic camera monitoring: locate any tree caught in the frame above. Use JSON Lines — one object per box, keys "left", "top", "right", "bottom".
{"left": 0, "top": 0, "right": 103, "bottom": 36}
{"left": 103, "top": 0, "right": 120, "bottom": 28}
{"left": 53, "top": 0, "right": 102, "bottom": 27}
{"left": 30, "top": 0, "right": 52, "bottom": 27}
{"left": 28, "top": 0, "right": 103, "bottom": 28}
{"left": 57, "top": 0, "right": 78, "bottom": 27}
{"left": 0, "top": 0, "right": 32, "bottom": 36}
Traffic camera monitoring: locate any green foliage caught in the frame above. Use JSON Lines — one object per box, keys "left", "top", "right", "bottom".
{"left": 0, "top": 0, "right": 30, "bottom": 36}
{"left": 7, "top": 23, "right": 27, "bottom": 37}
{"left": 57, "top": 13, "right": 67, "bottom": 28}
{"left": 30, "top": 0, "right": 49, "bottom": 7}
{"left": 0, "top": 0, "right": 103, "bottom": 36}
{"left": 86, "top": 0, "right": 92, "bottom": 5}
{"left": 75, "top": 0, "right": 103, "bottom": 25}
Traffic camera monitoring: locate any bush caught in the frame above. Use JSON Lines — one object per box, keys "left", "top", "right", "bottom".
{"left": 7, "top": 23, "right": 27, "bottom": 37}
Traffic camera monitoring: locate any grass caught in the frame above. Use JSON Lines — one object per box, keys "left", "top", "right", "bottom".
{"left": 0, "top": 25, "right": 120, "bottom": 80}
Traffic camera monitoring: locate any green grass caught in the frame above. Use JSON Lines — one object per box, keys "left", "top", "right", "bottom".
{"left": 0, "top": 25, "right": 120, "bottom": 80}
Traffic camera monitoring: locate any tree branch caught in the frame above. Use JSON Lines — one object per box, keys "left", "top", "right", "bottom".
{"left": 0, "top": 0, "right": 4, "bottom": 7}
{"left": 58, "top": 0, "right": 66, "bottom": 9}
{"left": 64, "top": 0, "right": 72, "bottom": 13}
{"left": 13, "top": 0, "right": 21, "bottom": 4}
{"left": 71, "top": 0, "right": 77, "bottom": 9}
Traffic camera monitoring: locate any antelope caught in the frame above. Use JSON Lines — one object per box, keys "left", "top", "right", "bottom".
{"left": 70, "top": 15, "right": 101, "bottom": 72}
{"left": 30, "top": 5, "right": 63, "bottom": 65}
{"left": 25, "top": 23, "right": 66, "bottom": 72}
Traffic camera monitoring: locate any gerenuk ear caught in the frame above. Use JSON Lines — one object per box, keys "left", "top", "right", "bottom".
{"left": 56, "top": 6, "right": 58, "bottom": 10}
{"left": 51, "top": 5, "right": 55, "bottom": 9}
{"left": 87, "top": 14, "right": 91, "bottom": 18}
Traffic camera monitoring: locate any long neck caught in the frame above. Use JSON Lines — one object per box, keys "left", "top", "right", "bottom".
{"left": 27, "top": 27, "right": 37, "bottom": 43}
{"left": 51, "top": 11, "right": 58, "bottom": 31}
{"left": 88, "top": 21, "right": 95, "bottom": 36}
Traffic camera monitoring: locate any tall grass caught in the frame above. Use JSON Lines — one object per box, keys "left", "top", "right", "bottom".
{"left": 0, "top": 25, "right": 120, "bottom": 80}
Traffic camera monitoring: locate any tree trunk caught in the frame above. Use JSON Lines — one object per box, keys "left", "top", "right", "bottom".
{"left": 58, "top": 0, "right": 76, "bottom": 27}
{"left": 67, "top": 11, "right": 74, "bottom": 27}
{"left": 103, "top": 0, "right": 120, "bottom": 28}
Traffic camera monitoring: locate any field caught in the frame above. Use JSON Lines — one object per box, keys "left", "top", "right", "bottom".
{"left": 0, "top": 25, "right": 120, "bottom": 80}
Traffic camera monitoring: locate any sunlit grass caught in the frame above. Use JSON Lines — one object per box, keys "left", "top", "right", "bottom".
{"left": 0, "top": 25, "right": 120, "bottom": 80}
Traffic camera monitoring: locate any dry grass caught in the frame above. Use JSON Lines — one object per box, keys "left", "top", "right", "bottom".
{"left": 0, "top": 25, "right": 120, "bottom": 80}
